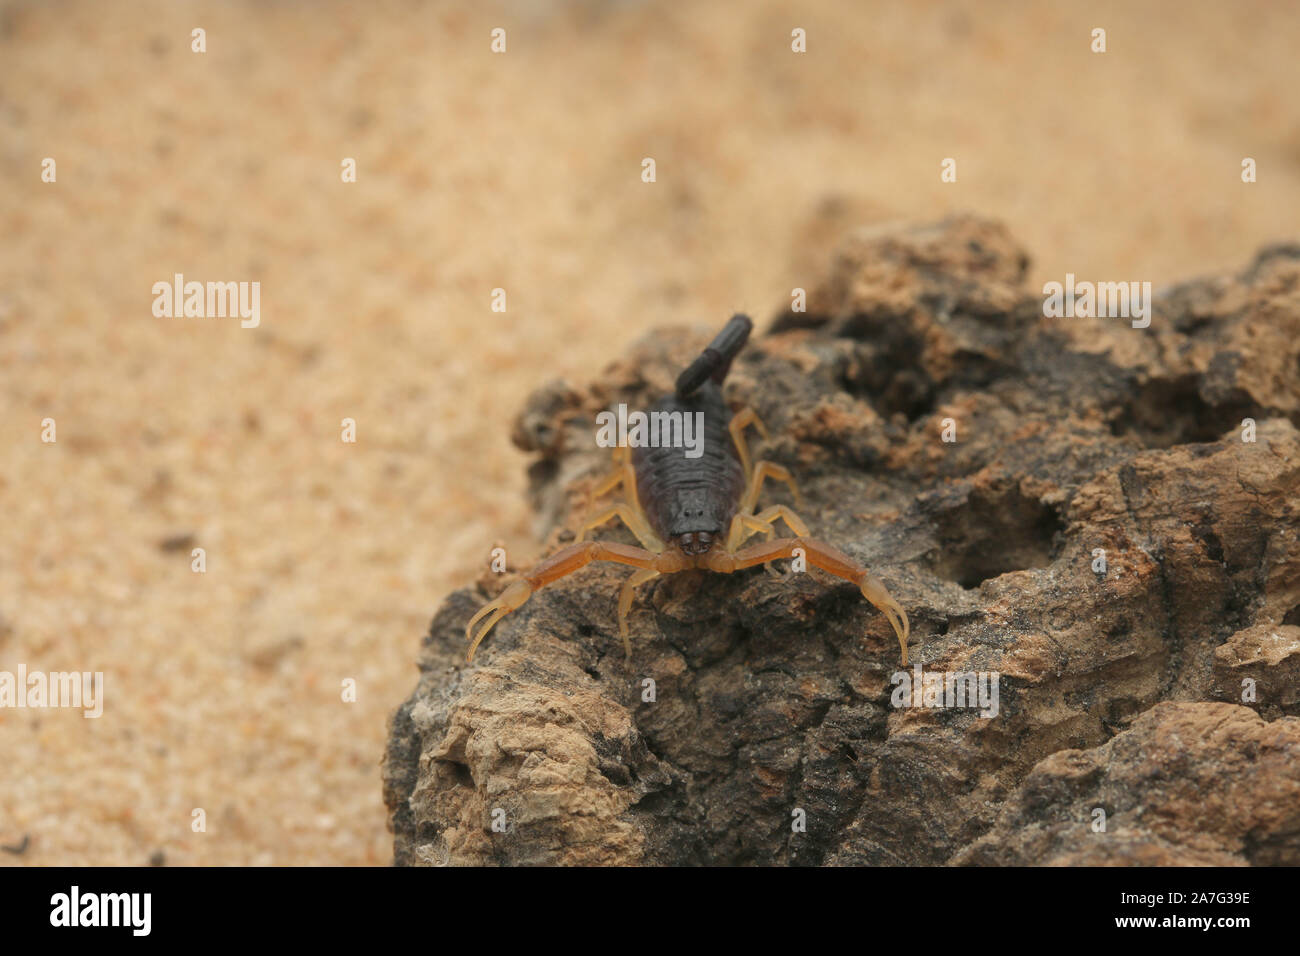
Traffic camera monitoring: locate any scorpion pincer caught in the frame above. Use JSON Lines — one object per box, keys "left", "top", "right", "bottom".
{"left": 466, "top": 314, "right": 911, "bottom": 664}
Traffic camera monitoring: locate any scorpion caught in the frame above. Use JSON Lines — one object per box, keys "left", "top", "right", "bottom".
{"left": 466, "top": 314, "right": 911, "bottom": 664}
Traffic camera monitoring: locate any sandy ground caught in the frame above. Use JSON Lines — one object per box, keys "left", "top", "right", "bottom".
{"left": 1, "top": 0, "right": 1297, "bottom": 865}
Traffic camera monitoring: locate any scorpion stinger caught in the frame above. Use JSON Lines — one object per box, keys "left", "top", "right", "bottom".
{"left": 674, "top": 313, "right": 753, "bottom": 398}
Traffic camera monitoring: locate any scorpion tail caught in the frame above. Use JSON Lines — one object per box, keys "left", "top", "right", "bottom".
{"left": 675, "top": 313, "right": 753, "bottom": 398}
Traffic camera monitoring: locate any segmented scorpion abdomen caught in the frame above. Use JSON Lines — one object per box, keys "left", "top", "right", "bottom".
{"left": 632, "top": 382, "right": 745, "bottom": 553}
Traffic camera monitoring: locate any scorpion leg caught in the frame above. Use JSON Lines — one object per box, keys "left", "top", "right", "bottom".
{"left": 588, "top": 446, "right": 646, "bottom": 514}
{"left": 727, "top": 407, "right": 770, "bottom": 479}
{"left": 750, "top": 504, "right": 809, "bottom": 537}
{"left": 739, "top": 460, "right": 805, "bottom": 514}
{"left": 579, "top": 448, "right": 662, "bottom": 545}
{"left": 725, "top": 512, "right": 781, "bottom": 576}
{"left": 726, "top": 512, "right": 774, "bottom": 551}
{"left": 580, "top": 448, "right": 663, "bottom": 551}
{"left": 707, "top": 537, "right": 911, "bottom": 665}
{"left": 581, "top": 503, "right": 666, "bottom": 552}
{"left": 728, "top": 509, "right": 800, "bottom": 578}
{"left": 617, "top": 568, "right": 661, "bottom": 658}
{"left": 465, "top": 539, "right": 671, "bottom": 661}
{"left": 726, "top": 503, "right": 809, "bottom": 551}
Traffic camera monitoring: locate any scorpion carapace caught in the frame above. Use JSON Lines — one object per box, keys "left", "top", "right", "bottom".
{"left": 466, "top": 314, "right": 912, "bottom": 664}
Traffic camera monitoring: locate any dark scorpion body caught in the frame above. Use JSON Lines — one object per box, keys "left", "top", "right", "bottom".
{"left": 633, "top": 331, "right": 747, "bottom": 556}
{"left": 466, "top": 314, "right": 911, "bottom": 663}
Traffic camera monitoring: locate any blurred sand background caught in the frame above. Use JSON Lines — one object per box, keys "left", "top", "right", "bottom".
{"left": 1, "top": 0, "right": 1297, "bottom": 865}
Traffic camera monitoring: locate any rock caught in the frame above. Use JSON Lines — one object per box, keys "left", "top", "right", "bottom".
{"left": 1212, "top": 623, "right": 1300, "bottom": 719}
{"left": 383, "top": 215, "right": 1300, "bottom": 866}
{"left": 953, "top": 702, "right": 1300, "bottom": 866}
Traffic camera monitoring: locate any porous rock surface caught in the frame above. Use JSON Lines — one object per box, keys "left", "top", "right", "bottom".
{"left": 384, "top": 216, "right": 1300, "bottom": 866}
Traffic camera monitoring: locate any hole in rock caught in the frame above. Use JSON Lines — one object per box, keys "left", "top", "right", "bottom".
{"left": 926, "top": 483, "right": 1064, "bottom": 589}
{"left": 1110, "top": 375, "right": 1261, "bottom": 448}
